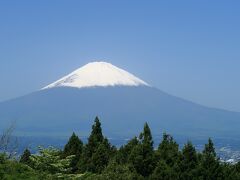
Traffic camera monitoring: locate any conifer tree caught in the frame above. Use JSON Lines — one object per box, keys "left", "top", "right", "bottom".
{"left": 91, "top": 142, "right": 110, "bottom": 173}
{"left": 140, "top": 122, "right": 153, "bottom": 147}
{"left": 62, "top": 132, "right": 83, "bottom": 172}
{"left": 150, "top": 160, "right": 177, "bottom": 180}
{"left": 101, "top": 160, "right": 144, "bottom": 180}
{"left": 200, "top": 138, "right": 223, "bottom": 180}
{"left": 203, "top": 138, "right": 216, "bottom": 157}
{"left": 20, "top": 148, "right": 31, "bottom": 166}
{"left": 156, "top": 133, "right": 179, "bottom": 167}
{"left": 129, "top": 123, "right": 154, "bottom": 177}
{"left": 87, "top": 116, "right": 104, "bottom": 156}
{"left": 63, "top": 132, "right": 83, "bottom": 158}
{"left": 116, "top": 136, "right": 139, "bottom": 164}
{"left": 231, "top": 162, "right": 240, "bottom": 179}
{"left": 78, "top": 117, "right": 113, "bottom": 173}
{"left": 179, "top": 141, "right": 199, "bottom": 179}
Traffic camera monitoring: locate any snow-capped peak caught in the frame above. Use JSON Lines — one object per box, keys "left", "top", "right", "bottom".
{"left": 42, "top": 61, "right": 149, "bottom": 89}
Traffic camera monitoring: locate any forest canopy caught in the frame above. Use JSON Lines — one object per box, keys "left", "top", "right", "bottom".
{"left": 1, "top": 117, "right": 240, "bottom": 180}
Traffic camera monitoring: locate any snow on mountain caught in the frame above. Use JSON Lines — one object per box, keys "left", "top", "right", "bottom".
{"left": 42, "top": 62, "right": 149, "bottom": 89}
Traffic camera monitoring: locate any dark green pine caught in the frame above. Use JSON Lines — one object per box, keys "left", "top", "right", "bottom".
{"left": 20, "top": 148, "right": 31, "bottom": 165}
{"left": 63, "top": 132, "right": 83, "bottom": 158}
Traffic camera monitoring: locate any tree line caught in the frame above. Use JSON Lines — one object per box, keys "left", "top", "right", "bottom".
{"left": 1, "top": 116, "right": 240, "bottom": 179}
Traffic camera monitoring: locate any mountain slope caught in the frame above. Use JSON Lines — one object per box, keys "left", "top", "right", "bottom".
{"left": 0, "top": 86, "right": 240, "bottom": 139}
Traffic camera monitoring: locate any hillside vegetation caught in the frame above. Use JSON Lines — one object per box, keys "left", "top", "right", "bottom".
{"left": 1, "top": 117, "right": 240, "bottom": 179}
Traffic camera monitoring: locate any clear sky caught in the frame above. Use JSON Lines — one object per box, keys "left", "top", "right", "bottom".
{"left": 0, "top": 0, "right": 239, "bottom": 112}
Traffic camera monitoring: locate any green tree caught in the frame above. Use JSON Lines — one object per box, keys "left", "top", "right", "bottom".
{"left": 203, "top": 138, "right": 216, "bottom": 157}
{"left": 63, "top": 132, "right": 83, "bottom": 157}
{"left": 91, "top": 141, "right": 111, "bottom": 173}
{"left": 78, "top": 117, "right": 114, "bottom": 173}
{"left": 30, "top": 146, "right": 74, "bottom": 174}
{"left": 150, "top": 160, "right": 178, "bottom": 180}
{"left": 20, "top": 148, "right": 31, "bottom": 166}
{"left": 0, "top": 158, "right": 50, "bottom": 179}
{"left": 230, "top": 162, "right": 240, "bottom": 179}
{"left": 63, "top": 132, "right": 83, "bottom": 172}
{"left": 100, "top": 160, "right": 144, "bottom": 180}
{"left": 87, "top": 116, "right": 104, "bottom": 155}
{"left": 156, "top": 133, "right": 180, "bottom": 167}
{"left": 179, "top": 141, "right": 199, "bottom": 180}
{"left": 199, "top": 138, "right": 223, "bottom": 180}
{"left": 129, "top": 123, "right": 155, "bottom": 177}
{"left": 115, "top": 136, "right": 139, "bottom": 164}
{"left": 221, "top": 163, "right": 239, "bottom": 180}
{"left": 80, "top": 161, "right": 144, "bottom": 180}
{"left": 151, "top": 133, "right": 180, "bottom": 180}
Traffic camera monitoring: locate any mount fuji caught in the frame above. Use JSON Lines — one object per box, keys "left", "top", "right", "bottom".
{"left": 0, "top": 61, "right": 240, "bottom": 140}
{"left": 42, "top": 62, "right": 149, "bottom": 89}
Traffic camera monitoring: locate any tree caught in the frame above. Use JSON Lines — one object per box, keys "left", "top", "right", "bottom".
{"left": 151, "top": 133, "right": 180, "bottom": 179}
{"left": 140, "top": 122, "right": 153, "bottom": 147}
{"left": 199, "top": 138, "right": 223, "bottom": 180}
{"left": 150, "top": 160, "right": 177, "bottom": 180}
{"left": 115, "top": 136, "right": 139, "bottom": 164}
{"left": 0, "top": 122, "right": 18, "bottom": 158}
{"left": 232, "top": 162, "right": 240, "bottom": 180}
{"left": 62, "top": 132, "right": 83, "bottom": 172}
{"left": 20, "top": 148, "right": 31, "bottom": 166}
{"left": 129, "top": 123, "right": 155, "bottom": 177}
{"left": 87, "top": 116, "right": 104, "bottom": 154}
{"left": 30, "top": 146, "right": 75, "bottom": 174}
{"left": 100, "top": 160, "right": 144, "bottom": 180}
{"left": 221, "top": 163, "right": 239, "bottom": 180}
{"left": 63, "top": 132, "right": 83, "bottom": 157}
{"left": 0, "top": 159, "right": 50, "bottom": 179}
{"left": 91, "top": 142, "right": 110, "bottom": 173}
{"left": 156, "top": 133, "right": 180, "bottom": 167}
{"left": 203, "top": 138, "right": 216, "bottom": 157}
{"left": 78, "top": 117, "right": 113, "bottom": 173}
{"left": 179, "top": 141, "right": 199, "bottom": 180}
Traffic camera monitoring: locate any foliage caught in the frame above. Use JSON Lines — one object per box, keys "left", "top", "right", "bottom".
{"left": 78, "top": 117, "right": 115, "bottom": 173}
{"left": 1, "top": 117, "right": 240, "bottom": 179}
{"left": 156, "top": 133, "right": 179, "bottom": 167}
{"left": 80, "top": 161, "right": 144, "bottom": 180}
{"left": 150, "top": 160, "right": 178, "bottom": 180}
{"left": 30, "top": 146, "right": 74, "bottom": 174}
{"left": 62, "top": 132, "right": 83, "bottom": 172}
{"left": 128, "top": 123, "right": 155, "bottom": 177}
{"left": 199, "top": 138, "right": 223, "bottom": 180}
{"left": 0, "top": 156, "right": 49, "bottom": 179}
{"left": 178, "top": 141, "right": 199, "bottom": 179}
{"left": 63, "top": 132, "right": 83, "bottom": 158}
{"left": 20, "top": 148, "right": 32, "bottom": 166}
{"left": 115, "top": 136, "right": 139, "bottom": 164}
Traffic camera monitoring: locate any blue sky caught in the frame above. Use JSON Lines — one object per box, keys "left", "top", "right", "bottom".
{"left": 0, "top": 0, "right": 239, "bottom": 112}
